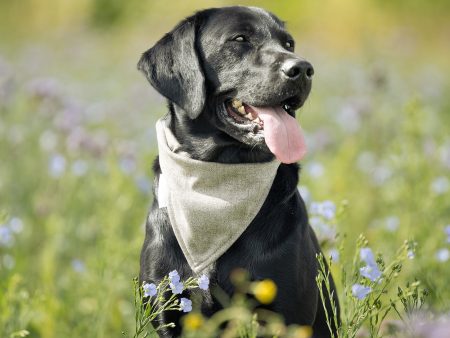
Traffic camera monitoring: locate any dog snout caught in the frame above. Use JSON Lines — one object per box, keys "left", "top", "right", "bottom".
{"left": 281, "top": 59, "right": 314, "bottom": 81}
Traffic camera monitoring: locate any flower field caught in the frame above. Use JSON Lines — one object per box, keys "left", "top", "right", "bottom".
{"left": 0, "top": 1, "right": 449, "bottom": 337}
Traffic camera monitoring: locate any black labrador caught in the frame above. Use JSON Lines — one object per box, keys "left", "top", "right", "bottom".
{"left": 138, "top": 6, "right": 339, "bottom": 338}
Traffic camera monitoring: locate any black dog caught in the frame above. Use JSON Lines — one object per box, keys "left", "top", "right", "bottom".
{"left": 138, "top": 6, "right": 339, "bottom": 337}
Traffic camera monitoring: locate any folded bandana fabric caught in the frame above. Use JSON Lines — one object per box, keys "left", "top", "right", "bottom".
{"left": 156, "top": 116, "right": 281, "bottom": 273}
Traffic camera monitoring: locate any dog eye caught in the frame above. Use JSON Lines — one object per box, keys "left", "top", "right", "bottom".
{"left": 233, "top": 35, "right": 248, "bottom": 42}
{"left": 285, "top": 40, "right": 295, "bottom": 50}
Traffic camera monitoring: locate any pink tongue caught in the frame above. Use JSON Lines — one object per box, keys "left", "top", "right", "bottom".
{"left": 250, "top": 105, "right": 307, "bottom": 164}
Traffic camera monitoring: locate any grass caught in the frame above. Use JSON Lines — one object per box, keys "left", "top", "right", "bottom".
{"left": 0, "top": 3, "right": 449, "bottom": 337}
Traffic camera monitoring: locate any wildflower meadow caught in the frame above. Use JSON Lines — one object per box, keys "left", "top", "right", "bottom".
{"left": 0, "top": 1, "right": 449, "bottom": 337}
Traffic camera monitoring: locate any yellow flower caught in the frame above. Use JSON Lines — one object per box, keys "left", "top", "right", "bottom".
{"left": 182, "top": 312, "right": 204, "bottom": 331}
{"left": 253, "top": 279, "right": 277, "bottom": 304}
{"left": 292, "top": 326, "right": 313, "bottom": 338}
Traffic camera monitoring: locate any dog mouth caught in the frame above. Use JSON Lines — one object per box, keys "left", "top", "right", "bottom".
{"left": 226, "top": 99, "right": 264, "bottom": 131}
{"left": 222, "top": 98, "right": 307, "bottom": 164}
{"left": 225, "top": 98, "right": 299, "bottom": 130}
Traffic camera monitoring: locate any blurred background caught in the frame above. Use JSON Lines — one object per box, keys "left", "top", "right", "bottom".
{"left": 0, "top": 0, "right": 449, "bottom": 337}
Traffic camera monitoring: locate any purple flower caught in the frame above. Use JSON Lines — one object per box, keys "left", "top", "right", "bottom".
{"left": 169, "top": 270, "right": 180, "bottom": 284}
{"left": 26, "top": 77, "right": 61, "bottom": 100}
{"left": 352, "top": 284, "right": 372, "bottom": 300}
{"left": 198, "top": 275, "right": 209, "bottom": 290}
{"left": 170, "top": 281, "right": 184, "bottom": 295}
{"left": 143, "top": 283, "right": 157, "bottom": 297}
{"left": 179, "top": 298, "right": 192, "bottom": 313}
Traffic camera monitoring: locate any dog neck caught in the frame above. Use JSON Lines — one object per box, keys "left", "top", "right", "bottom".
{"left": 169, "top": 103, "right": 275, "bottom": 163}
{"left": 155, "top": 115, "right": 281, "bottom": 273}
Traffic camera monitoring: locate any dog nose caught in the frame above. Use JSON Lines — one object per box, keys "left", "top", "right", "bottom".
{"left": 281, "top": 59, "right": 314, "bottom": 80}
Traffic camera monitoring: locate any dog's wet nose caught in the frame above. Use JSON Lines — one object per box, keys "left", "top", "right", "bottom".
{"left": 281, "top": 60, "right": 314, "bottom": 80}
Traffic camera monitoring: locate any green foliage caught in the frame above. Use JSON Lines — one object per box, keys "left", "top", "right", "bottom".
{"left": 0, "top": 274, "right": 35, "bottom": 338}
{"left": 316, "top": 236, "right": 426, "bottom": 338}
{"left": 0, "top": 1, "right": 449, "bottom": 337}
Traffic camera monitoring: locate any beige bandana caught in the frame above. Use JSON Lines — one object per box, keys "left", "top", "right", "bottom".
{"left": 156, "top": 116, "right": 280, "bottom": 273}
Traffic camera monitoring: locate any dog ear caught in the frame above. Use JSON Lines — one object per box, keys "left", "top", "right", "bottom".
{"left": 137, "top": 16, "right": 206, "bottom": 120}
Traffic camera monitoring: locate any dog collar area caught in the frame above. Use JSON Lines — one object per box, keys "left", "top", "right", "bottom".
{"left": 155, "top": 116, "right": 280, "bottom": 273}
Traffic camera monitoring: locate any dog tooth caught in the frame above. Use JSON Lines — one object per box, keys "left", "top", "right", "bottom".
{"left": 245, "top": 113, "right": 254, "bottom": 120}
{"left": 238, "top": 106, "right": 246, "bottom": 115}
{"left": 232, "top": 99, "right": 242, "bottom": 109}
{"left": 254, "top": 117, "right": 261, "bottom": 123}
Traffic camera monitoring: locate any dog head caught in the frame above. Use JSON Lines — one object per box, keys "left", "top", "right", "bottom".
{"left": 138, "top": 6, "right": 313, "bottom": 163}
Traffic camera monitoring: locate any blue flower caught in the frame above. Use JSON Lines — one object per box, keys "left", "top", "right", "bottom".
{"left": 407, "top": 250, "right": 415, "bottom": 260}
{"left": 352, "top": 284, "right": 372, "bottom": 300}
{"left": 143, "top": 283, "right": 157, "bottom": 297}
{"left": 436, "top": 248, "right": 449, "bottom": 262}
{"left": 198, "top": 275, "right": 209, "bottom": 290}
{"left": 445, "top": 225, "right": 450, "bottom": 244}
{"left": 385, "top": 216, "right": 399, "bottom": 232}
{"left": 430, "top": 176, "right": 449, "bottom": 194}
{"left": 179, "top": 298, "right": 192, "bottom": 313}
{"left": 360, "top": 247, "right": 381, "bottom": 281}
{"left": 309, "top": 217, "right": 336, "bottom": 241}
{"left": 321, "top": 200, "right": 336, "bottom": 220}
{"left": 169, "top": 270, "right": 180, "bottom": 284}
{"left": 71, "top": 259, "right": 86, "bottom": 273}
{"left": 310, "top": 201, "right": 336, "bottom": 220}
{"left": 360, "top": 248, "right": 376, "bottom": 266}
{"left": 307, "top": 161, "right": 325, "bottom": 178}
{"left": 328, "top": 249, "right": 340, "bottom": 263}
{"left": 9, "top": 217, "right": 24, "bottom": 234}
{"left": 71, "top": 160, "right": 88, "bottom": 177}
{"left": 49, "top": 154, "right": 66, "bottom": 178}
{"left": 360, "top": 264, "right": 381, "bottom": 281}
{"left": 170, "top": 281, "right": 184, "bottom": 295}
{"left": 0, "top": 225, "right": 14, "bottom": 247}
